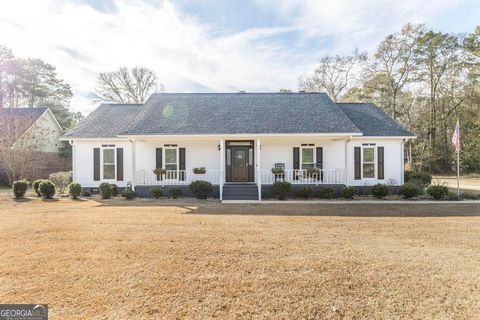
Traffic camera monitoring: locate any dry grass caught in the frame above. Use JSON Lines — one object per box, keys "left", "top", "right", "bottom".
{"left": 0, "top": 197, "right": 479, "bottom": 319}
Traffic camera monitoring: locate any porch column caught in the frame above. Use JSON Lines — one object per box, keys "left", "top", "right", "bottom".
{"left": 256, "top": 138, "right": 261, "bottom": 201}
{"left": 219, "top": 139, "right": 224, "bottom": 200}
{"left": 131, "top": 138, "right": 136, "bottom": 190}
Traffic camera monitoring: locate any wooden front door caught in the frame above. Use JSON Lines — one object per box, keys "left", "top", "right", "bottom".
{"left": 231, "top": 147, "right": 248, "bottom": 182}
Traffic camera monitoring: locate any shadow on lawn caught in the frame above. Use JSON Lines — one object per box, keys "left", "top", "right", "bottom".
{"left": 91, "top": 198, "right": 480, "bottom": 217}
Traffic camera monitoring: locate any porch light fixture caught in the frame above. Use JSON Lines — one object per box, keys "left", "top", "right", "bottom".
{"left": 218, "top": 144, "right": 221, "bottom": 151}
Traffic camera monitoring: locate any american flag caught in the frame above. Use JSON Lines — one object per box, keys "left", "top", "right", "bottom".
{"left": 452, "top": 120, "right": 460, "bottom": 153}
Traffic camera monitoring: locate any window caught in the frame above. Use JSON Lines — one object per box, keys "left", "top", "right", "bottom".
{"left": 102, "top": 148, "right": 116, "bottom": 180}
{"left": 301, "top": 147, "right": 315, "bottom": 169}
{"left": 362, "top": 146, "right": 375, "bottom": 179}
{"left": 164, "top": 147, "right": 178, "bottom": 171}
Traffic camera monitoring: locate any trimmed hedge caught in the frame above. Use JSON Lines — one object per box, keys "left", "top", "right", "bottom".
{"left": 272, "top": 181, "right": 292, "bottom": 200}
{"left": 399, "top": 183, "right": 421, "bottom": 199}
{"left": 296, "top": 186, "right": 313, "bottom": 199}
{"left": 121, "top": 188, "right": 137, "bottom": 200}
{"left": 99, "top": 183, "right": 113, "bottom": 199}
{"left": 426, "top": 184, "right": 449, "bottom": 200}
{"left": 39, "top": 180, "right": 56, "bottom": 199}
{"left": 341, "top": 186, "right": 356, "bottom": 199}
{"left": 33, "top": 179, "right": 46, "bottom": 197}
{"left": 68, "top": 182, "right": 82, "bottom": 199}
{"left": 371, "top": 184, "right": 390, "bottom": 199}
{"left": 150, "top": 187, "right": 163, "bottom": 199}
{"left": 189, "top": 181, "right": 213, "bottom": 199}
{"left": 169, "top": 187, "right": 182, "bottom": 199}
{"left": 405, "top": 171, "right": 432, "bottom": 188}
{"left": 319, "top": 187, "right": 335, "bottom": 199}
{"left": 12, "top": 180, "right": 28, "bottom": 198}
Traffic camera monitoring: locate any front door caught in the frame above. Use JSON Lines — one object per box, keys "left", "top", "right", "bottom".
{"left": 231, "top": 147, "right": 248, "bottom": 182}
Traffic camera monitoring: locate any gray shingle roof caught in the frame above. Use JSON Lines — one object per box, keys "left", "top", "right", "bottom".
{"left": 0, "top": 107, "right": 48, "bottom": 136}
{"left": 338, "top": 103, "right": 414, "bottom": 137}
{"left": 62, "top": 94, "right": 415, "bottom": 138}
{"left": 123, "top": 93, "right": 361, "bottom": 135}
{"left": 62, "top": 104, "right": 142, "bottom": 138}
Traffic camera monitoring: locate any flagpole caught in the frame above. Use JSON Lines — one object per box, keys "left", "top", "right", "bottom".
{"left": 457, "top": 148, "right": 460, "bottom": 196}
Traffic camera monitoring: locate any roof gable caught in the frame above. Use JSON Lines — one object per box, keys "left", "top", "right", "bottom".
{"left": 0, "top": 107, "right": 48, "bottom": 139}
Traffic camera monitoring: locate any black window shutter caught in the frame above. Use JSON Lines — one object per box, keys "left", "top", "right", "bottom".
{"left": 93, "top": 148, "right": 100, "bottom": 181}
{"left": 378, "top": 146, "right": 384, "bottom": 180}
{"left": 354, "top": 147, "right": 361, "bottom": 180}
{"left": 179, "top": 148, "right": 186, "bottom": 181}
{"left": 316, "top": 147, "right": 323, "bottom": 181}
{"left": 293, "top": 147, "right": 300, "bottom": 169}
{"left": 117, "top": 148, "right": 124, "bottom": 181}
{"left": 155, "top": 148, "right": 162, "bottom": 181}
{"left": 293, "top": 147, "right": 300, "bottom": 180}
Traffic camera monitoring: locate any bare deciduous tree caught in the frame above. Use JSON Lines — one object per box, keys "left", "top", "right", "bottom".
{"left": 299, "top": 49, "right": 367, "bottom": 102}
{"left": 92, "top": 67, "right": 164, "bottom": 104}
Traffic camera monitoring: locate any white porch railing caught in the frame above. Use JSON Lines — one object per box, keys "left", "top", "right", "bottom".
{"left": 135, "top": 170, "right": 221, "bottom": 186}
{"left": 259, "top": 169, "right": 345, "bottom": 185}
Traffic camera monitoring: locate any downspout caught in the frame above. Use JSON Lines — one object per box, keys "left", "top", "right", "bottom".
{"left": 69, "top": 140, "right": 75, "bottom": 182}
{"left": 344, "top": 136, "right": 352, "bottom": 185}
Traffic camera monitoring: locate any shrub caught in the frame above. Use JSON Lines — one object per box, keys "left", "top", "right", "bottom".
{"left": 319, "top": 187, "right": 335, "bottom": 199}
{"left": 169, "top": 187, "right": 182, "bottom": 199}
{"left": 341, "top": 186, "right": 356, "bottom": 199}
{"left": 272, "top": 181, "right": 292, "bottom": 200}
{"left": 33, "top": 179, "right": 46, "bottom": 197}
{"left": 296, "top": 186, "right": 313, "bottom": 199}
{"left": 110, "top": 184, "right": 118, "bottom": 196}
{"left": 48, "top": 171, "right": 72, "bottom": 194}
{"left": 39, "top": 180, "right": 56, "bottom": 199}
{"left": 68, "top": 182, "right": 82, "bottom": 199}
{"left": 12, "top": 179, "right": 28, "bottom": 198}
{"left": 99, "top": 182, "right": 113, "bottom": 199}
{"left": 193, "top": 167, "right": 206, "bottom": 174}
{"left": 150, "top": 187, "right": 163, "bottom": 199}
{"left": 121, "top": 187, "right": 136, "bottom": 200}
{"left": 447, "top": 192, "right": 461, "bottom": 201}
{"left": 426, "top": 184, "right": 449, "bottom": 200}
{"left": 404, "top": 171, "right": 432, "bottom": 188}
{"left": 371, "top": 184, "right": 390, "bottom": 199}
{"left": 399, "top": 183, "right": 421, "bottom": 199}
{"left": 82, "top": 190, "right": 91, "bottom": 197}
{"left": 461, "top": 192, "right": 480, "bottom": 200}
{"left": 189, "top": 181, "right": 213, "bottom": 199}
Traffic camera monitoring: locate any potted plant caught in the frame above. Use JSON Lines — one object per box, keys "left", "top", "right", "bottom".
{"left": 193, "top": 167, "right": 206, "bottom": 174}
{"left": 153, "top": 168, "right": 166, "bottom": 176}
{"left": 306, "top": 167, "right": 319, "bottom": 175}
{"left": 271, "top": 167, "right": 285, "bottom": 182}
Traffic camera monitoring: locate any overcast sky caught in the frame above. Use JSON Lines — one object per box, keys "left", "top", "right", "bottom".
{"left": 0, "top": 0, "right": 479, "bottom": 114}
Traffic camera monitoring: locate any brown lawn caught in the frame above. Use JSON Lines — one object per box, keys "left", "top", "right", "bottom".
{"left": 0, "top": 196, "right": 479, "bottom": 319}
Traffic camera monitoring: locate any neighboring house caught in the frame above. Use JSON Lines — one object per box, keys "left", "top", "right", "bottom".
{"left": 62, "top": 93, "right": 415, "bottom": 200}
{"left": 0, "top": 108, "right": 69, "bottom": 184}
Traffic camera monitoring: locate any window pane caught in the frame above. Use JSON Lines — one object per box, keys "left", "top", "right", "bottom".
{"left": 103, "top": 164, "right": 115, "bottom": 179}
{"left": 302, "top": 148, "right": 313, "bottom": 163}
{"left": 165, "top": 149, "right": 177, "bottom": 164}
{"left": 363, "top": 164, "right": 375, "bottom": 178}
{"left": 363, "top": 148, "right": 374, "bottom": 162}
{"left": 103, "top": 149, "right": 114, "bottom": 163}
{"left": 165, "top": 164, "right": 177, "bottom": 170}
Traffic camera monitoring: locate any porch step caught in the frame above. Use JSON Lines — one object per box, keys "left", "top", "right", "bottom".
{"left": 222, "top": 184, "right": 259, "bottom": 200}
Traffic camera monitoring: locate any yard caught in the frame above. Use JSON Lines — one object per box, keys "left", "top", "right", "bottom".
{"left": 0, "top": 195, "right": 479, "bottom": 319}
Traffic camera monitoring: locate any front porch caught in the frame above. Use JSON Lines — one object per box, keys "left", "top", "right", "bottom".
{"left": 132, "top": 136, "right": 348, "bottom": 200}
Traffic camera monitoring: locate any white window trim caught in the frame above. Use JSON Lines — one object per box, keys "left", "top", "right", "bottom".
{"left": 163, "top": 146, "right": 179, "bottom": 180}
{"left": 101, "top": 147, "right": 116, "bottom": 181}
{"left": 300, "top": 145, "right": 316, "bottom": 170}
{"left": 361, "top": 145, "right": 376, "bottom": 180}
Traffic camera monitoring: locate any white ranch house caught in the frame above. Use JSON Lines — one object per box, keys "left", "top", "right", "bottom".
{"left": 62, "top": 93, "right": 415, "bottom": 200}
